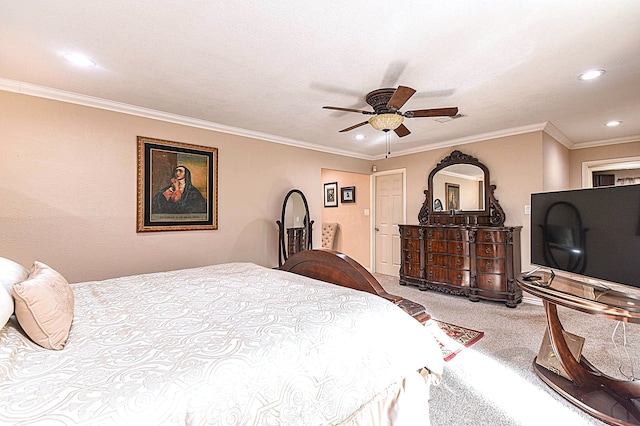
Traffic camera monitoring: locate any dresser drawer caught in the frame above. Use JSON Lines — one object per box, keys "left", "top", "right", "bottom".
{"left": 402, "top": 262, "right": 422, "bottom": 279}
{"left": 476, "top": 257, "right": 505, "bottom": 273}
{"left": 446, "top": 228, "right": 469, "bottom": 241}
{"left": 448, "top": 255, "right": 471, "bottom": 270}
{"left": 476, "top": 243, "right": 505, "bottom": 258}
{"left": 448, "top": 269, "right": 471, "bottom": 286}
{"left": 403, "top": 250, "right": 420, "bottom": 263}
{"left": 447, "top": 241, "right": 470, "bottom": 256}
{"left": 476, "top": 273, "right": 506, "bottom": 291}
{"left": 401, "top": 226, "right": 421, "bottom": 238}
{"left": 425, "top": 227, "right": 445, "bottom": 240}
{"left": 426, "top": 253, "right": 448, "bottom": 266}
{"left": 426, "top": 240, "right": 447, "bottom": 253}
{"left": 426, "top": 266, "right": 448, "bottom": 283}
{"left": 477, "top": 230, "right": 506, "bottom": 243}
{"left": 402, "top": 237, "right": 420, "bottom": 251}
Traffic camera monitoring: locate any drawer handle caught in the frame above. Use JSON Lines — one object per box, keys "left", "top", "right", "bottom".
{"left": 485, "top": 233, "right": 493, "bottom": 240}
{"left": 456, "top": 259, "right": 462, "bottom": 265}
{"left": 455, "top": 245, "right": 462, "bottom": 252}
{"left": 407, "top": 253, "right": 412, "bottom": 260}
{"left": 486, "top": 263, "right": 493, "bottom": 270}
{"left": 485, "top": 248, "right": 492, "bottom": 254}
{"left": 428, "top": 243, "right": 433, "bottom": 249}
{"left": 428, "top": 271, "right": 434, "bottom": 277}
{"left": 487, "top": 279, "right": 493, "bottom": 284}
{"left": 456, "top": 232, "right": 461, "bottom": 239}
{"left": 407, "top": 241, "right": 412, "bottom": 247}
{"left": 456, "top": 274, "right": 462, "bottom": 280}
{"left": 427, "top": 231, "right": 433, "bottom": 237}
{"left": 428, "top": 255, "right": 433, "bottom": 261}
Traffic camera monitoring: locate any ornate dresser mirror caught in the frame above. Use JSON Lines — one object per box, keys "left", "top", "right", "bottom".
{"left": 402, "top": 150, "right": 522, "bottom": 307}
{"left": 419, "top": 150, "right": 505, "bottom": 226}
{"left": 277, "top": 189, "right": 314, "bottom": 266}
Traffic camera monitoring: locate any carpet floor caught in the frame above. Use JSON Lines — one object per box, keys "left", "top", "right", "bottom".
{"left": 373, "top": 273, "right": 640, "bottom": 426}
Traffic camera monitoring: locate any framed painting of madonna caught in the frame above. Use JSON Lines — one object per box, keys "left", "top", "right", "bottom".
{"left": 137, "top": 136, "right": 218, "bottom": 232}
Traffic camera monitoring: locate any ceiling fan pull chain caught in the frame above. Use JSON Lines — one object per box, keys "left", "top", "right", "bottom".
{"left": 385, "top": 130, "right": 391, "bottom": 158}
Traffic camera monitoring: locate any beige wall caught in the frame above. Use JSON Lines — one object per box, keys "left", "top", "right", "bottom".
{"left": 1, "top": 91, "right": 370, "bottom": 282}
{"left": 542, "top": 133, "right": 570, "bottom": 191}
{"left": 569, "top": 140, "right": 640, "bottom": 188}
{"left": 320, "top": 169, "right": 371, "bottom": 268}
{"left": 4, "top": 89, "right": 638, "bottom": 283}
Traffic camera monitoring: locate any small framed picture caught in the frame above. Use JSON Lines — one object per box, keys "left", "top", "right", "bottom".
{"left": 341, "top": 186, "right": 356, "bottom": 203}
{"left": 324, "top": 182, "right": 338, "bottom": 208}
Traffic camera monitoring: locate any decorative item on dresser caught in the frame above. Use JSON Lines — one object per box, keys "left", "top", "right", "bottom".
{"left": 400, "top": 150, "right": 522, "bottom": 307}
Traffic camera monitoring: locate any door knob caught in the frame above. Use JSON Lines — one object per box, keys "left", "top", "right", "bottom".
{"left": 375, "top": 227, "right": 380, "bottom": 231}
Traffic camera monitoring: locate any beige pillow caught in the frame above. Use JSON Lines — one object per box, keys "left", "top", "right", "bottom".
{"left": 13, "top": 261, "right": 74, "bottom": 350}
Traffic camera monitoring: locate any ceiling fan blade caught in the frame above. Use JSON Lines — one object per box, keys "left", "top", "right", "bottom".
{"left": 387, "top": 86, "right": 416, "bottom": 110}
{"left": 339, "top": 121, "right": 369, "bottom": 132}
{"left": 406, "top": 107, "right": 458, "bottom": 118}
{"left": 323, "top": 106, "right": 374, "bottom": 114}
{"left": 394, "top": 124, "right": 411, "bottom": 138}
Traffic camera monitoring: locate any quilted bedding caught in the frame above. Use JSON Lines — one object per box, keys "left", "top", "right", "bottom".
{"left": 0, "top": 262, "right": 443, "bottom": 425}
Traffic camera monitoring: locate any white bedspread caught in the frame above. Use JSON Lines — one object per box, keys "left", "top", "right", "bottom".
{"left": 0, "top": 263, "right": 443, "bottom": 425}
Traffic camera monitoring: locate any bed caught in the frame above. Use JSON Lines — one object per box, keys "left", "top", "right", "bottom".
{"left": 0, "top": 250, "right": 443, "bottom": 425}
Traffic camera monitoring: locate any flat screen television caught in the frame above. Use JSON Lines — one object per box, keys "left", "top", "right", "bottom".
{"left": 530, "top": 184, "right": 640, "bottom": 289}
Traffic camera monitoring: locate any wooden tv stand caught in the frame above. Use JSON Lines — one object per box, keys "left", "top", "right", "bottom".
{"left": 517, "top": 272, "right": 640, "bottom": 425}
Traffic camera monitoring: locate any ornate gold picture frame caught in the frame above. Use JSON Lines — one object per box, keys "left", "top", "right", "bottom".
{"left": 137, "top": 136, "right": 218, "bottom": 232}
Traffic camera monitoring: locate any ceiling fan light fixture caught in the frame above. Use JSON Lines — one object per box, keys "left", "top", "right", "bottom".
{"left": 369, "top": 113, "right": 404, "bottom": 131}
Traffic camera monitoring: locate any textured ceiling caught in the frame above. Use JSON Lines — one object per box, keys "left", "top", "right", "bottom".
{"left": 1, "top": 1, "right": 639, "bottom": 159}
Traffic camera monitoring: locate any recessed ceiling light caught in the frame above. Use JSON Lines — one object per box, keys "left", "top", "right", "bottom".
{"left": 355, "top": 134, "right": 365, "bottom": 140}
{"left": 606, "top": 120, "right": 622, "bottom": 127}
{"left": 63, "top": 53, "right": 96, "bottom": 67}
{"left": 578, "top": 69, "right": 605, "bottom": 81}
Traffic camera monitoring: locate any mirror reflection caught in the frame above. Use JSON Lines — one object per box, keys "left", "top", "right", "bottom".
{"left": 277, "top": 189, "right": 313, "bottom": 266}
{"left": 542, "top": 201, "right": 587, "bottom": 273}
{"left": 284, "top": 192, "right": 307, "bottom": 254}
{"left": 432, "top": 164, "right": 485, "bottom": 211}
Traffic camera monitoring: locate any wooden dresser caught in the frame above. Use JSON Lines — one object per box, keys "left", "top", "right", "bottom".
{"left": 401, "top": 150, "right": 524, "bottom": 307}
{"left": 399, "top": 224, "right": 522, "bottom": 307}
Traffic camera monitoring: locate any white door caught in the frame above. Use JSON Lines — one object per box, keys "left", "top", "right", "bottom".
{"left": 374, "top": 172, "right": 405, "bottom": 275}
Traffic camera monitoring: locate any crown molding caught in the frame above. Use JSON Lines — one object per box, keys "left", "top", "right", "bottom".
{"left": 374, "top": 122, "right": 551, "bottom": 160}
{"left": 4, "top": 78, "right": 636, "bottom": 161}
{"left": 0, "top": 78, "right": 372, "bottom": 160}
{"left": 541, "top": 122, "right": 573, "bottom": 149}
{"left": 571, "top": 134, "right": 640, "bottom": 150}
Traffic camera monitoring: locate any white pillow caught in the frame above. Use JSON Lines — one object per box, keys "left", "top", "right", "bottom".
{"left": 0, "top": 286, "right": 13, "bottom": 329}
{"left": 0, "top": 257, "right": 29, "bottom": 328}
{"left": 13, "top": 261, "right": 74, "bottom": 350}
{"left": 0, "top": 256, "right": 30, "bottom": 295}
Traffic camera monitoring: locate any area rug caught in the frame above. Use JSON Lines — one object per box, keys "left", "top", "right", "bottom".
{"left": 426, "top": 319, "right": 484, "bottom": 361}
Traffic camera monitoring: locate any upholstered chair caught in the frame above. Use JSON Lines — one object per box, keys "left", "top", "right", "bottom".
{"left": 321, "top": 223, "right": 338, "bottom": 250}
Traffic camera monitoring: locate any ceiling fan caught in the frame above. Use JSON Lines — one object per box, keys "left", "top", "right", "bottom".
{"left": 323, "top": 86, "right": 458, "bottom": 138}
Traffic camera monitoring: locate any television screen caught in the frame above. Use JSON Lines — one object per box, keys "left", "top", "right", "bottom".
{"left": 530, "top": 185, "right": 640, "bottom": 288}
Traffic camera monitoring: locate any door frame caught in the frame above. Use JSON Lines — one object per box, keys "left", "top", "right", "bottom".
{"left": 370, "top": 168, "right": 407, "bottom": 273}
{"left": 582, "top": 156, "right": 640, "bottom": 188}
